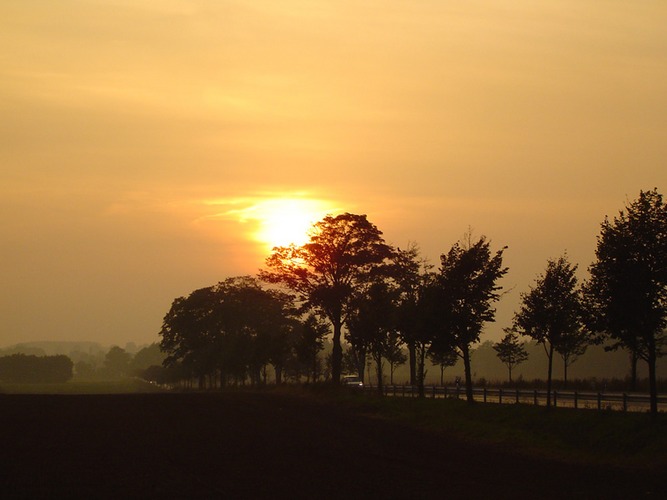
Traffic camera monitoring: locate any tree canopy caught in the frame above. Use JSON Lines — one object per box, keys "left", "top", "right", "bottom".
{"left": 347, "top": 279, "right": 400, "bottom": 393}
{"left": 151, "top": 191, "right": 667, "bottom": 401}
{"left": 261, "top": 213, "right": 392, "bottom": 384}
{"left": 0, "top": 354, "right": 73, "bottom": 383}
{"left": 430, "top": 234, "right": 508, "bottom": 402}
{"left": 159, "top": 276, "right": 299, "bottom": 388}
{"left": 585, "top": 188, "right": 667, "bottom": 414}
{"left": 514, "top": 255, "right": 584, "bottom": 406}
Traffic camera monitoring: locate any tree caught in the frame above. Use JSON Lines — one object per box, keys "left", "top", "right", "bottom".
{"left": 585, "top": 189, "right": 667, "bottom": 415}
{"left": 410, "top": 273, "right": 443, "bottom": 397}
{"left": 384, "top": 331, "right": 407, "bottom": 385}
{"left": 430, "top": 234, "right": 508, "bottom": 403}
{"left": 341, "top": 346, "right": 365, "bottom": 380}
{"left": 347, "top": 279, "right": 399, "bottom": 393}
{"left": 105, "top": 346, "right": 131, "bottom": 378}
{"left": 131, "top": 343, "right": 166, "bottom": 374}
{"left": 555, "top": 328, "right": 588, "bottom": 388}
{"left": 159, "top": 276, "right": 296, "bottom": 388}
{"left": 159, "top": 286, "right": 220, "bottom": 388}
{"left": 261, "top": 213, "right": 392, "bottom": 384}
{"left": 493, "top": 329, "right": 528, "bottom": 383}
{"left": 293, "top": 314, "right": 329, "bottom": 382}
{"left": 0, "top": 354, "right": 73, "bottom": 383}
{"left": 392, "top": 243, "right": 429, "bottom": 386}
{"left": 428, "top": 348, "right": 458, "bottom": 386}
{"left": 74, "top": 360, "right": 96, "bottom": 379}
{"left": 514, "top": 255, "right": 583, "bottom": 408}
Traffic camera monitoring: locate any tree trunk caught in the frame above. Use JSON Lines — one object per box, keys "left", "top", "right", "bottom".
{"left": 375, "top": 353, "right": 383, "bottom": 395}
{"left": 546, "top": 343, "right": 554, "bottom": 409}
{"left": 563, "top": 356, "right": 568, "bottom": 390}
{"left": 648, "top": 335, "right": 658, "bottom": 416}
{"left": 275, "top": 365, "right": 283, "bottom": 385}
{"left": 462, "top": 344, "right": 474, "bottom": 404}
{"left": 355, "top": 346, "right": 367, "bottom": 383}
{"left": 331, "top": 319, "right": 343, "bottom": 384}
{"left": 417, "top": 344, "right": 426, "bottom": 398}
{"left": 508, "top": 365, "right": 512, "bottom": 384}
{"left": 630, "top": 349, "right": 638, "bottom": 391}
{"left": 408, "top": 342, "right": 417, "bottom": 386}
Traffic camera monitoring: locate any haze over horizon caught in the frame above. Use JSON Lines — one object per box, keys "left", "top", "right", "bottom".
{"left": 2, "top": 1, "right": 666, "bottom": 348}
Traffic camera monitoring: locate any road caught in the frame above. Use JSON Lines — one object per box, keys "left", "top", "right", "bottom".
{"left": 374, "top": 385, "right": 667, "bottom": 412}
{"left": 0, "top": 392, "right": 659, "bottom": 498}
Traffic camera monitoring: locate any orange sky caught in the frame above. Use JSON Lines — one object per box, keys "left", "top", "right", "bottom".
{"left": 1, "top": 1, "right": 667, "bottom": 348}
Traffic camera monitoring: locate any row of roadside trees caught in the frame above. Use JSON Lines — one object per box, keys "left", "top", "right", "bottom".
{"left": 159, "top": 189, "right": 667, "bottom": 415}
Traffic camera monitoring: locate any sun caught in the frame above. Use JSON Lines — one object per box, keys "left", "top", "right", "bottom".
{"left": 255, "top": 199, "right": 317, "bottom": 248}
{"left": 204, "top": 195, "right": 337, "bottom": 252}
{"left": 241, "top": 197, "right": 334, "bottom": 250}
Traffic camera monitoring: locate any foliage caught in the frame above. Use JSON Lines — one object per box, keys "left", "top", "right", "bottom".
{"left": 105, "top": 346, "right": 132, "bottom": 378}
{"left": 131, "top": 343, "right": 166, "bottom": 373}
{"left": 261, "top": 213, "right": 392, "bottom": 384}
{"left": 74, "top": 360, "right": 96, "bottom": 379}
{"left": 428, "top": 347, "right": 458, "bottom": 386}
{"left": 159, "top": 276, "right": 298, "bottom": 387}
{"left": 391, "top": 243, "right": 428, "bottom": 385}
{"left": 430, "top": 234, "right": 508, "bottom": 402}
{"left": 384, "top": 331, "right": 408, "bottom": 385}
{"left": 585, "top": 188, "right": 667, "bottom": 414}
{"left": 347, "top": 279, "right": 400, "bottom": 392}
{"left": 0, "top": 354, "right": 73, "bottom": 383}
{"left": 493, "top": 329, "right": 529, "bottom": 383}
{"left": 514, "top": 255, "right": 586, "bottom": 405}
{"left": 341, "top": 347, "right": 364, "bottom": 378}
{"left": 289, "top": 314, "right": 329, "bottom": 382}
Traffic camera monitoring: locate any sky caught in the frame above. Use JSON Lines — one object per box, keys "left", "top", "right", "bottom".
{"left": 2, "top": 1, "right": 667, "bottom": 348}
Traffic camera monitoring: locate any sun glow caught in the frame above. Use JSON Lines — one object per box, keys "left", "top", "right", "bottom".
{"left": 256, "top": 199, "right": 323, "bottom": 249}
{"left": 213, "top": 196, "right": 336, "bottom": 251}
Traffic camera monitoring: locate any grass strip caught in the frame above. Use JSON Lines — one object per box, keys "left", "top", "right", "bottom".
{"left": 300, "top": 384, "right": 667, "bottom": 469}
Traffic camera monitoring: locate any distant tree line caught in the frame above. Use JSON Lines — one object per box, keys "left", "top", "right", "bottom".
{"left": 158, "top": 189, "right": 667, "bottom": 415}
{"left": 74, "top": 343, "right": 166, "bottom": 381}
{"left": 0, "top": 344, "right": 166, "bottom": 385}
{"left": 0, "top": 354, "right": 73, "bottom": 384}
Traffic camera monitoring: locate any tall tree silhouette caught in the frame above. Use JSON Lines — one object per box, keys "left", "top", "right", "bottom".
{"left": 391, "top": 243, "right": 429, "bottom": 386}
{"left": 514, "top": 255, "right": 583, "bottom": 407}
{"left": 261, "top": 213, "right": 392, "bottom": 384}
{"left": 585, "top": 189, "right": 667, "bottom": 415}
{"left": 431, "top": 234, "right": 508, "bottom": 403}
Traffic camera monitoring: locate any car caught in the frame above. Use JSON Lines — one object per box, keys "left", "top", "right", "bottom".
{"left": 342, "top": 375, "right": 363, "bottom": 387}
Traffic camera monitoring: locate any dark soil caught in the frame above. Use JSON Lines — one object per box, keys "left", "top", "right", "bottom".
{"left": 0, "top": 392, "right": 660, "bottom": 499}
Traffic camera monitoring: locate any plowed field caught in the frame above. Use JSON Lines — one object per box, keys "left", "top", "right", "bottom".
{"left": 0, "top": 392, "right": 659, "bottom": 498}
